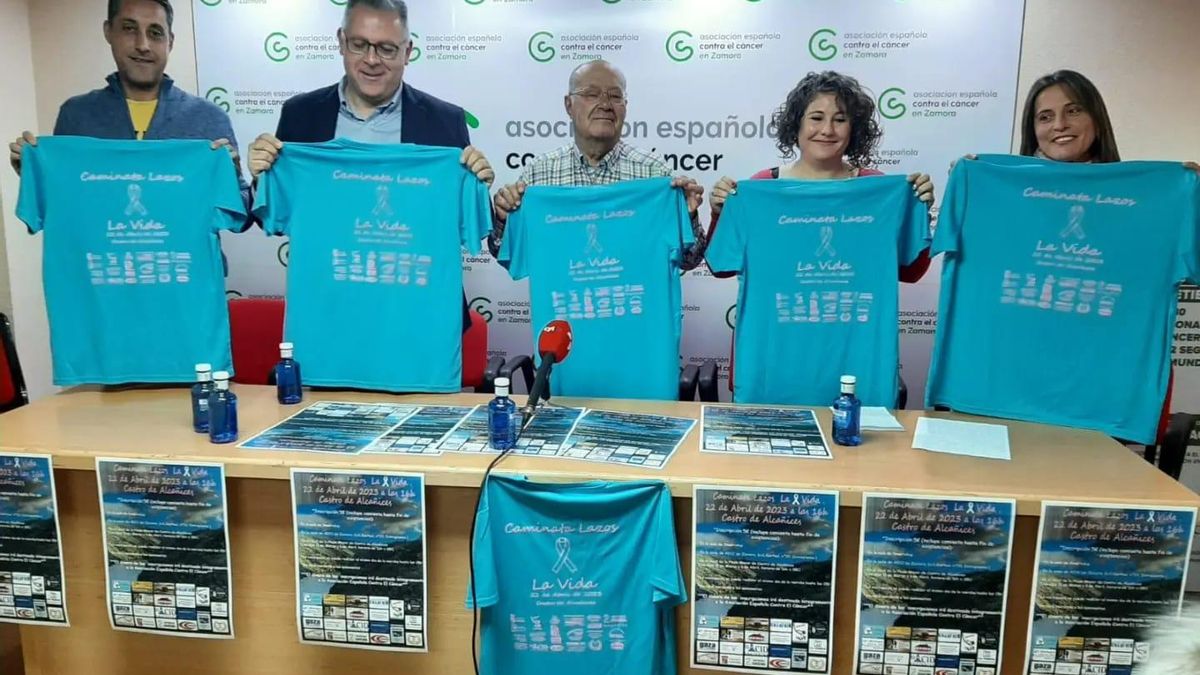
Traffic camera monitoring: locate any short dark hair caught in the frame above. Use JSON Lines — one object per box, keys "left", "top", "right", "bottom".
{"left": 343, "top": 0, "right": 408, "bottom": 29}
{"left": 1019, "top": 70, "right": 1120, "bottom": 163}
{"left": 107, "top": 0, "right": 174, "bottom": 31}
{"left": 772, "top": 71, "right": 881, "bottom": 169}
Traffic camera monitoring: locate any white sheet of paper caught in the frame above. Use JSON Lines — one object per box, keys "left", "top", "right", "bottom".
{"left": 826, "top": 406, "right": 904, "bottom": 431}
{"left": 912, "top": 417, "right": 1011, "bottom": 461}
{"left": 861, "top": 407, "right": 904, "bottom": 431}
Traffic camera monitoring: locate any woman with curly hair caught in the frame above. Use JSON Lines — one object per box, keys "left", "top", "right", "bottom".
{"left": 708, "top": 70, "right": 935, "bottom": 282}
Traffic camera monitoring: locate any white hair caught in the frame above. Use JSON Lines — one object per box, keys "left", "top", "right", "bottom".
{"left": 568, "top": 60, "right": 627, "bottom": 93}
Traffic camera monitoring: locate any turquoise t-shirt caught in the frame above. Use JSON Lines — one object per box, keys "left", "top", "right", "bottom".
{"left": 253, "top": 139, "right": 490, "bottom": 392}
{"left": 17, "top": 137, "right": 243, "bottom": 384}
{"left": 707, "top": 176, "right": 929, "bottom": 406}
{"left": 468, "top": 475, "right": 686, "bottom": 675}
{"left": 927, "top": 154, "right": 1200, "bottom": 442}
{"left": 499, "top": 177, "right": 693, "bottom": 400}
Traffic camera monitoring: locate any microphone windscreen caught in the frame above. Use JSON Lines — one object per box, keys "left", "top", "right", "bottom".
{"left": 537, "top": 320, "right": 573, "bottom": 363}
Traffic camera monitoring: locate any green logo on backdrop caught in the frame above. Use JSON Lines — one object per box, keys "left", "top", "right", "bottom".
{"left": 410, "top": 32, "right": 421, "bottom": 62}
{"left": 469, "top": 297, "right": 494, "bottom": 322}
{"left": 878, "top": 87, "right": 907, "bottom": 119}
{"left": 264, "top": 32, "right": 291, "bottom": 62}
{"left": 277, "top": 241, "right": 290, "bottom": 267}
{"left": 665, "top": 30, "right": 694, "bottom": 62}
{"left": 465, "top": 0, "right": 485, "bottom": 5}
{"left": 808, "top": 28, "right": 837, "bottom": 61}
{"left": 205, "top": 87, "right": 230, "bottom": 112}
{"left": 528, "top": 31, "right": 555, "bottom": 62}
{"left": 464, "top": 110, "right": 481, "bottom": 129}
{"left": 200, "top": 0, "right": 221, "bottom": 6}
{"left": 725, "top": 305, "right": 737, "bottom": 330}
{"left": 602, "top": 0, "right": 621, "bottom": 3}
{"left": 330, "top": 0, "right": 348, "bottom": 5}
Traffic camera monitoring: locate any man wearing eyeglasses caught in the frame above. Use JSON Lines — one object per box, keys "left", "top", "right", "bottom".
{"left": 488, "top": 59, "right": 707, "bottom": 267}
{"left": 247, "top": 0, "right": 494, "bottom": 331}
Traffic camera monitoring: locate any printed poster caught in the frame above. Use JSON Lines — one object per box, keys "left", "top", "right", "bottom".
{"left": 363, "top": 405, "right": 476, "bottom": 455}
{"left": 291, "top": 469, "right": 428, "bottom": 651}
{"left": 438, "top": 404, "right": 586, "bottom": 457}
{"left": 0, "top": 453, "right": 69, "bottom": 626}
{"left": 97, "top": 458, "right": 234, "bottom": 638}
{"left": 691, "top": 487, "right": 838, "bottom": 673}
{"left": 1025, "top": 502, "right": 1197, "bottom": 675}
{"left": 702, "top": 406, "right": 831, "bottom": 459}
{"left": 560, "top": 409, "right": 696, "bottom": 469}
{"left": 240, "top": 401, "right": 416, "bottom": 454}
{"left": 855, "top": 494, "right": 1016, "bottom": 675}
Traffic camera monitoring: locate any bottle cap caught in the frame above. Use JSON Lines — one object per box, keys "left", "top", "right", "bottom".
{"left": 213, "top": 371, "right": 231, "bottom": 381}
{"left": 495, "top": 377, "right": 510, "bottom": 396}
{"left": 280, "top": 342, "right": 293, "bottom": 351}
{"left": 195, "top": 363, "right": 212, "bottom": 373}
{"left": 840, "top": 375, "right": 856, "bottom": 385}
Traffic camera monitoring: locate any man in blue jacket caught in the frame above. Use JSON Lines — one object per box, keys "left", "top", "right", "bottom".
{"left": 248, "top": 0, "right": 494, "bottom": 331}
{"left": 8, "top": 0, "right": 249, "bottom": 221}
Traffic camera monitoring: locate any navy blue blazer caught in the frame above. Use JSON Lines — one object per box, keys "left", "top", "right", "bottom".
{"left": 274, "top": 82, "right": 474, "bottom": 331}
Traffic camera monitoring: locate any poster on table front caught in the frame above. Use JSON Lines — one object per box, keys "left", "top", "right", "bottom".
{"left": 291, "top": 469, "right": 428, "bottom": 651}
{"left": 1025, "top": 502, "right": 1197, "bottom": 675}
{"left": 0, "top": 453, "right": 69, "bottom": 626}
{"left": 96, "top": 458, "right": 234, "bottom": 638}
{"left": 691, "top": 486, "right": 839, "bottom": 674}
{"left": 854, "top": 493, "right": 1016, "bottom": 675}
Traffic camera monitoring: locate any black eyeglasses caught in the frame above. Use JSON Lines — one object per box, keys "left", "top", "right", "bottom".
{"left": 344, "top": 36, "right": 406, "bottom": 61}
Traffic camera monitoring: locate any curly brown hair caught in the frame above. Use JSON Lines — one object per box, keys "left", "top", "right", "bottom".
{"left": 772, "top": 71, "right": 881, "bottom": 169}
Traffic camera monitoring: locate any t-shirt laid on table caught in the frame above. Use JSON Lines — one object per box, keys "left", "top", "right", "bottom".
{"left": 926, "top": 153, "right": 1200, "bottom": 443}
{"left": 17, "top": 136, "right": 244, "bottom": 384}
{"left": 706, "top": 175, "right": 930, "bottom": 406}
{"left": 467, "top": 474, "right": 686, "bottom": 675}
{"left": 253, "top": 138, "right": 490, "bottom": 392}
{"left": 499, "top": 177, "right": 693, "bottom": 400}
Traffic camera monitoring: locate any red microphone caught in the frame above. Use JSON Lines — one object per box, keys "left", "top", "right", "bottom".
{"left": 523, "top": 320, "right": 573, "bottom": 417}
{"left": 538, "top": 320, "right": 573, "bottom": 363}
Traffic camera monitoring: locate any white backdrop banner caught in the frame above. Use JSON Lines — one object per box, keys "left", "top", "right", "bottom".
{"left": 193, "top": 0, "right": 1027, "bottom": 402}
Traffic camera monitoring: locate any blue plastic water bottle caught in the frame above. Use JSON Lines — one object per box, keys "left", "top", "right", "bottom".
{"left": 207, "top": 371, "right": 239, "bottom": 444}
{"left": 488, "top": 377, "right": 519, "bottom": 451}
{"left": 275, "top": 342, "right": 303, "bottom": 405}
{"left": 190, "top": 363, "right": 214, "bottom": 433}
{"left": 832, "top": 374, "right": 862, "bottom": 446}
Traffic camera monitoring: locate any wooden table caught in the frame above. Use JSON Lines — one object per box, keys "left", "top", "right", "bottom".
{"left": 2, "top": 387, "right": 1197, "bottom": 675}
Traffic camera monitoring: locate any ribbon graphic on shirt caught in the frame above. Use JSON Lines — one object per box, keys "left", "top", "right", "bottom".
{"left": 125, "top": 184, "right": 148, "bottom": 216}
{"left": 585, "top": 220, "right": 604, "bottom": 254}
{"left": 585, "top": 223, "right": 603, "bottom": 255}
{"left": 1060, "top": 204, "right": 1086, "bottom": 240}
{"left": 552, "top": 537, "right": 578, "bottom": 574}
{"left": 815, "top": 225, "right": 836, "bottom": 257}
{"left": 373, "top": 185, "right": 394, "bottom": 217}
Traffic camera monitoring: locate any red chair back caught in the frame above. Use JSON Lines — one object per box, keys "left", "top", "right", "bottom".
{"left": 0, "top": 313, "right": 28, "bottom": 412}
{"left": 462, "top": 310, "right": 489, "bottom": 389}
{"left": 228, "top": 298, "right": 285, "bottom": 385}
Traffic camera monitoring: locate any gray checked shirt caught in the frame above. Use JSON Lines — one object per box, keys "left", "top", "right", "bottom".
{"left": 488, "top": 141, "right": 707, "bottom": 270}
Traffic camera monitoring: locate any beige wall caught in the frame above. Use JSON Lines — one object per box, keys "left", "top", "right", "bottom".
{"left": 2, "top": 0, "right": 1198, "bottom": 400}
{"left": 0, "top": 0, "right": 50, "bottom": 399}
{"left": 30, "top": 0, "right": 199, "bottom": 131}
